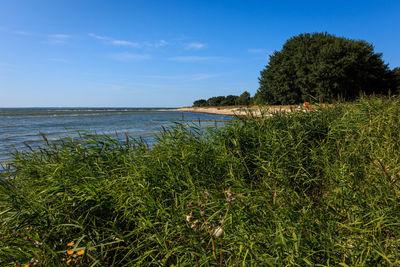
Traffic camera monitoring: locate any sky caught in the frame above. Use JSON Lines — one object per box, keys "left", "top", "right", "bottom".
{"left": 0, "top": 0, "right": 399, "bottom": 107}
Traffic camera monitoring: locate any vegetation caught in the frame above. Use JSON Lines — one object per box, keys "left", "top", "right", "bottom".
{"left": 391, "top": 67, "right": 400, "bottom": 93}
{"left": 254, "top": 32, "right": 394, "bottom": 105}
{"left": 1, "top": 96, "right": 400, "bottom": 266}
{"left": 193, "top": 33, "right": 399, "bottom": 107}
{"left": 193, "top": 91, "right": 251, "bottom": 107}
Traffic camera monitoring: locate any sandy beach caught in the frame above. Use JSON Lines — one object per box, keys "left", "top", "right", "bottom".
{"left": 172, "top": 106, "right": 295, "bottom": 116}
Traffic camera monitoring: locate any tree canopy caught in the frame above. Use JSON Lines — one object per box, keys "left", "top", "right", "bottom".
{"left": 236, "top": 91, "right": 251, "bottom": 105}
{"left": 255, "top": 32, "right": 392, "bottom": 104}
{"left": 391, "top": 67, "right": 400, "bottom": 94}
{"left": 192, "top": 91, "right": 251, "bottom": 107}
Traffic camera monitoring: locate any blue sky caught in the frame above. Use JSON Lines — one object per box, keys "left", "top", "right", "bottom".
{"left": 1, "top": 0, "right": 399, "bottom": 107}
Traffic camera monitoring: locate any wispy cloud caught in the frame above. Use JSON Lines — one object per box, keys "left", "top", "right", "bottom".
{"left": 153, "top": 40, "right": 167, "bottom": 47}
{"left": 184, "top": 42, "right": 207, "bottom": 50}
{"left": 88, "top": 33, "right": 109, "bottom": 40}
{"left": 111, "top": 39, "right": 140, "bottom": 47}
{"left": 14, "top": 30, "right": 31, "bottom": 36}
{"left": 247, "top": 48, "right": 270, "bottom": 54}
{"left": 169, "top": 56, "right": 228, "bottom": 62}
{"left": 109, "top": 52, "right": 150, "bottom": 61}
{"left": 89, "top": 33, "right": 167, "bottom": 48}
{"left": 90, "top": 33, "right": 139, "bottom": 47}
{"left": 48, "top": 34, "right": 71, "bottom": 44}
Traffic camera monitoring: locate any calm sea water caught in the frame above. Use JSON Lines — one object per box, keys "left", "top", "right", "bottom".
{"left": 0, "top": 108, "right": 232, "bottom": 163}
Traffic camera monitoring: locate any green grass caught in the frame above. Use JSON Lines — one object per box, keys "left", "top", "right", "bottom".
{"left": 1, "top": 96, "right": 399, "bottom": 266}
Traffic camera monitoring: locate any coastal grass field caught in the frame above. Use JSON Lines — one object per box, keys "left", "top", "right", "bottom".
{"left": 1, "top": 96, "right": 400, "bottom": 266}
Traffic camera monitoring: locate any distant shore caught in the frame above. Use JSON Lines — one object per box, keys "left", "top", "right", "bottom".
{"left": 171, "top": 106, "right": 295, "bottom": 116}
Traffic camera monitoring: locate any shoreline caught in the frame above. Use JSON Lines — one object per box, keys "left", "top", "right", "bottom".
{"left": 171, "top": 106, "right": 295, "bottom": 116}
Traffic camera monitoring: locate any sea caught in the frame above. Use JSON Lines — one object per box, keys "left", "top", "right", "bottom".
{"left": 0, "top": 108, "right": 232, "bottom": 164}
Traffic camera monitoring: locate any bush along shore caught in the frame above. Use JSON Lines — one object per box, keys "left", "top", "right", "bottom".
{"left": 1, "top": 96, "right": 400, "bottom": 266}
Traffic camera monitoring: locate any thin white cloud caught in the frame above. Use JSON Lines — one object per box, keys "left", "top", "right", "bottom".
{"left": 88, "top": 33, "right": 110, "bottom": 40}
{"left": 109, "top": 53, "right": 150, "bottom": 61}
{"left": 48, "top": 34, "right": 71, "bottom": 44}
{"left": 184, "top": 42, "right": 207, "bottom": 50}
{"left": 142, "top": 40, "right": 168, "bottom": 47}
{"left": 111, "top": 39, "right": 140, "bottom": 47}
{"left": 51, "top": 34, "right": 70, "bottom": 39}
{"left": 169, "top": 56, "right": 228, "bottom": 62}
{"left": 154, "top": 40, "right": 167, "bottom": 47}
{"left": 247, "top": 48, "right": 270, "bottom": 53}
{"left": 90, "top": 33, "right": 139, "bottom": 47}
{"left": 14, "top": 30, "right": 31, "bottom": 36}
{"left": 89, "top": 33, "right": 167, "bottom": 49}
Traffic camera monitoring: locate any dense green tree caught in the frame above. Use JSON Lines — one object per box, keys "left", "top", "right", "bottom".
{"left": 236, "top": 91, "right": 251, "bottom": 105}
{"left": 255, "top": 32, "right": 391, "bottom": 104}
{"left": 193, "top": 99, "right": 207, "bottom": 107}
{"left": 192, "top": 91, "right": 251, "bottom": 107}
{"left": 207, "top": 96, "right": 226, "bottom": 106}
{"left": 221, "top": 95, "right": 239, "bottom": 106}
{"left": 391, "top": 67, "right": 400, "bottom": 94}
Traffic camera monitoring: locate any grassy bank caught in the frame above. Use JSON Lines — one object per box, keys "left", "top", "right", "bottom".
{"left": 1, "top": 97, "right": 399, "bottom": 266}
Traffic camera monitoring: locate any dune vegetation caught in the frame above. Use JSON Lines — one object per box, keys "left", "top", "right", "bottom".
{"left": 1, "top": 96, "right": 400, "bottom": 266}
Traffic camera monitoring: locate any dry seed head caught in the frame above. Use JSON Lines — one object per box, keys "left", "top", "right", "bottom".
{"left": 214, "top": 227, "right": 224, "bottom": 238}
{"left": 225, "top": 188, "right": 232, "bottom": 198}
{"left": 191, "top": 220, "right": 200, "bottom": 230}
{"left": 30, "top": 258, "right": 39, "bottom": 266}
{"left": 185, "top": 213, "right": 193, "bottom": 222}
{"left": 228, "top": 197, "right": 236, "bottom": 203}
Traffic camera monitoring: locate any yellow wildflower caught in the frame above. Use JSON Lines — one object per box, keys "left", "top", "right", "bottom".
{"left": 77, "top": 249, "right": 85, "bottom": 256}
{"left": 67, "top": 259, "right": 71, "bottom": 264}
{"left": 67, "top": 242, "right": 74, "bottom": 247}
{"left": 67, "top": 250, "right": 74, "bottom": 255}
